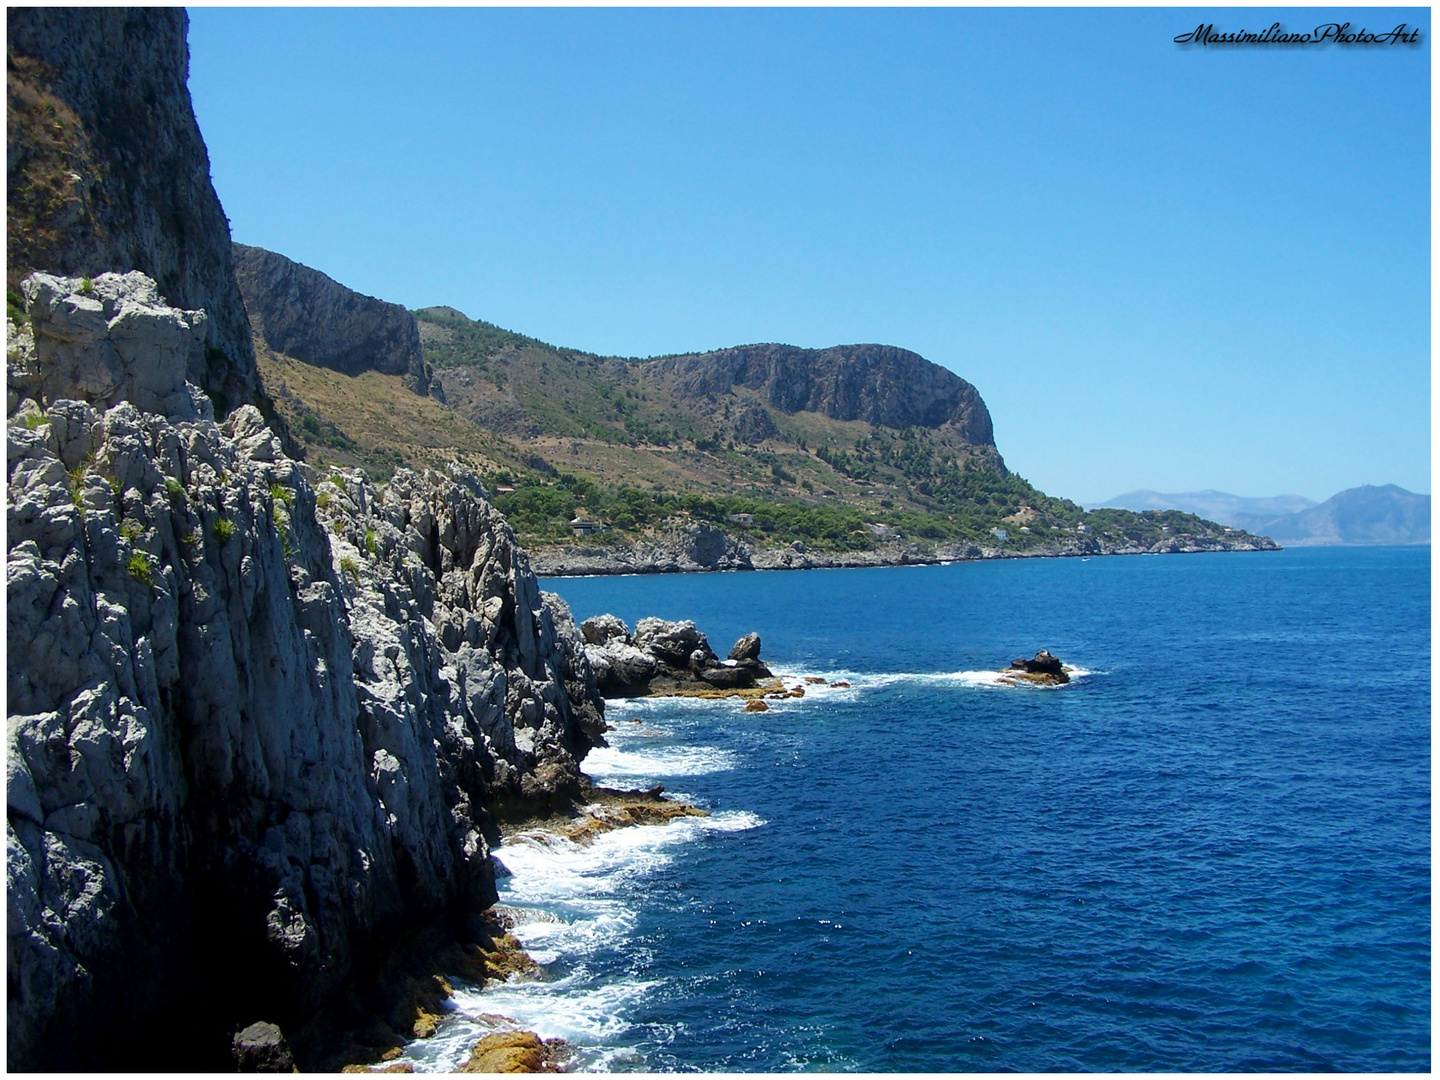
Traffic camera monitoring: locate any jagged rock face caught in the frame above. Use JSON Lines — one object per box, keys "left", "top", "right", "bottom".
{"left": 16, "top": 271, "right": 212, "bottom": 419}
{"left": 633, "top": 618, "right": 716, "bottom": 669}
{"left": 6, "top": 9, "right": 261, "bottom": 416}
{"left": 6, "top": 275, "right": 602, "bottom": 1070}
{"left": 580, "top": 614, "right": 631, "bottom": 646}
{"left": 655, "top": 342, "right": 998, "bottom": 448}
{"left": 233, "top": 244, "right": 432, "bottom": 396}
{"left": 731, "top": 400, "right": 778, "bottom": 444}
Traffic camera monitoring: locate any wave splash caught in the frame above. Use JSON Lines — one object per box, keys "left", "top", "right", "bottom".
{"left": 391, "top": 748, "right": 762, "bottom": 1073}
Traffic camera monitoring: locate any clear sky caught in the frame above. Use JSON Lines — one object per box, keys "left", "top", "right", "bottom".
{"left": 187, "top": 7, "right": 1429, "bottom": 505}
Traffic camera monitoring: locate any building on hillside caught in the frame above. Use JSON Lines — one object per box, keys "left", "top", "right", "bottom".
{"left": 570, "top": 517, "right": 605, "bottom": 537}
{"left": 726, "top": 513, "right": 754, "bottom": 526}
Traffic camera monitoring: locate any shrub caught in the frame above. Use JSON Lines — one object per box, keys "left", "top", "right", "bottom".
{"left": 181, "top": 529, "right": 202, "bottom": 546}
{"left": 66, "top": 454, "right": 94, "bottom": 509}
{"left": 78, "top": 276, "right": 94, "bottom": 296}
{"left": 269, "top": 482, "right": 294, "bottom": 508}
{"left": 316, "top": 490, "right": 332, "bottom": 510}
{"left": 340, "top": 556, "right": 359, "bottom": 582}
{"left": 213, "top": 517, "right": 236, "bottom": 542}
{"left": 20, "top": 412, "right": 47, "bottom": 430}
{"left": 119, "top": 519, "right": 143, "bottom": 542}
{"left": 125, "top": 552, "right": 153, "bottom": 586}
{"left": 365, "top": 528, "right": 378, "bottom": 556}
{"left": 165, "top": 477, "right": 183, "bottom": 499}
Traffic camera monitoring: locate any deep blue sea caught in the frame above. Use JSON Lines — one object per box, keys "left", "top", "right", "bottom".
{"left": 399, "top": 546, "right": 1430, "bottom": 1073}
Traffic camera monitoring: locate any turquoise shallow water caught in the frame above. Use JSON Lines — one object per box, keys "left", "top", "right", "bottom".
{"left": 405, "top": 546, "right": 1430, "bottom": 1072}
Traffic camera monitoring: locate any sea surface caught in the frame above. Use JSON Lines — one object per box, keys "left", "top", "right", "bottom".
{"left": 396, "top": 546, "right": 1430, "bottom": 1072}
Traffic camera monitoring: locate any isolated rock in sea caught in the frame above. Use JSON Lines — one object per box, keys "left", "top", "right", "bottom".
{"left": 5, "top": 272, "right": 604, "bottom": 1070}
{"left": 1003, "top": 650, "right": 1071, "bottom": 685}
{"left": 582, "top": 614, "right": 773, "bottom": 696}
{"left": 232, "top": 1022, "right": 296, "bottom": 1073}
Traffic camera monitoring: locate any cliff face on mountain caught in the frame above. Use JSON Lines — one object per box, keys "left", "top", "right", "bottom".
{"left": 6, "top": 9, "right": 262, "bottom": 418}
{"left": 7, "top": 273, "right": 604, "bottom": 1070}
{"left": 234, "top": 244, "right": 435, "bottom": 397}
{"left": 652, "top": 343, "right": 999, "bottom": 453}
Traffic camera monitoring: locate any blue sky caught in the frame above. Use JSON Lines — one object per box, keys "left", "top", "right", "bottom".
{"left": 187, "top": 7, "right": 1429, "bottom": 504}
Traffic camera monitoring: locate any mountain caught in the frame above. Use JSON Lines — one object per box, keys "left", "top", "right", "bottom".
{"left": 1097, "top": 486, "right": 1429, "bottom": 546}
{"left": 234, "top": 243, "right": 435, "bottom": 397}
{"left": 343, "top": 301, "right": 1262, "bottom": 558}
{"left": 1250, "top": 485, "right": 1430, "bottom": 546}
{"left": 1093, "top": 489, "right": 1318, "bottom": 530}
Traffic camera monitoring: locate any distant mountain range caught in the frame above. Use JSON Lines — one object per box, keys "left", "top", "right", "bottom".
{"left": 1095, "top": 485, "right": 1430, "bottom": 546}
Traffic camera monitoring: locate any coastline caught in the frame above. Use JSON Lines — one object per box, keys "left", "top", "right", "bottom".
{"left": 337, "top": 780, "right": 712, "bottom": 1074}
{"left": 529, "top": 532, "right": 1281, "bottom": 577}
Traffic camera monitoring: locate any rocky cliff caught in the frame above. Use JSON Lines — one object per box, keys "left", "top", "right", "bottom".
{"left": 6, "top": 9, "right": 263, "bottom": 419}
{"left": 7, "top": 273, "right": 604, "bottom": 1070}
{"left": 652, "top": 342, "right": 1000, "bottom": 456}
{"left": 234, "top": 244, "right": 434, "bottom": 397}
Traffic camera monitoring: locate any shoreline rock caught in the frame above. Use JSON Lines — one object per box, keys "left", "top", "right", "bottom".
{"left": 581, "top": 615, "right": 773, "bottom": 698}
{"left": 499, "top": 780, "right": 710, "bottom": 845}
{"left": 336, "top": 780, "right": 699, "bottom": 1074}
{"left": 456, "top": 1030, "right": 570, "bottom": 1073}
{"left": 528, "top": 530, "right": 1280, "bottom": 578}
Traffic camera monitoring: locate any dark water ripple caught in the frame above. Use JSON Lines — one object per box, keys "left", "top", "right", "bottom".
{"left": 543, "top": 547, "right": 1429, "bottom": 1072}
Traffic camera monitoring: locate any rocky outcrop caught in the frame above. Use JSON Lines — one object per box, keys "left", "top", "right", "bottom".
{"left": 731, "top": 400, "right": 778, "bottom": 444}
{"left": 234, "top": 244, "right": 433, "bottom": 397}
{"left": 651, "top": 342, "right": 1000, "bottom": 454}
{"left": 7, "top": 9, "right": 263, "bottom": 418}
{"left": 6, "top": 273, "right": 603, "bottom": 1070}
{"left": 580, "top": 616, "right": 772, "bottom": 697}
{"left": 13, "top": 271, "right": 212, "bottom": 419}
{"left": 456, "top": 1030, "right": 567, "bottom": 1073}
{"left": 1001, "top": 650, "right": 1070, "bottom": 686}
{"left": 531, "top": 522, "right": 755, "bottom": 576}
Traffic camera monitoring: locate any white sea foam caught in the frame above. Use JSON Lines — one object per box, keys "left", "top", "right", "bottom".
{"left": 582, "top": 742, "right": 737, "bottom": 782}
{"left": 763, "top": 664, "right": 1096, "bottom": 697}
{"left": 392, "top": 807, "right": 761, "bottom": 1072}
